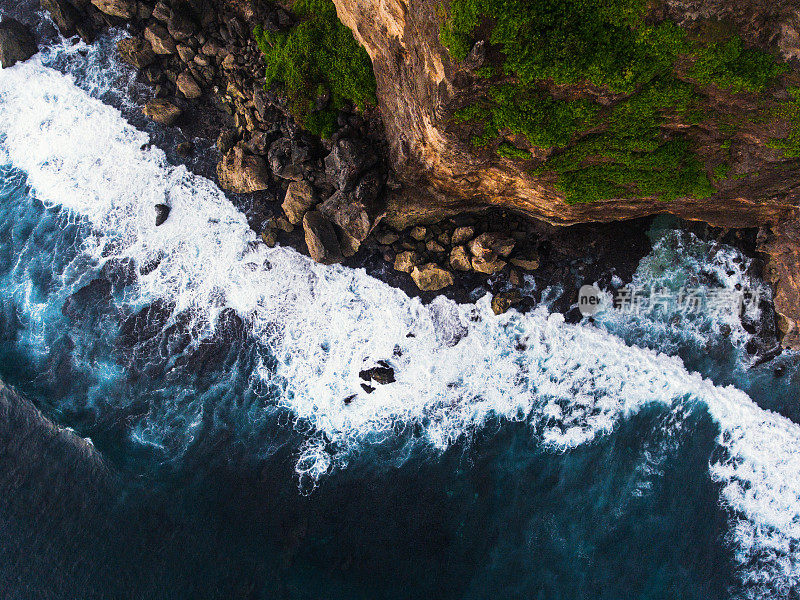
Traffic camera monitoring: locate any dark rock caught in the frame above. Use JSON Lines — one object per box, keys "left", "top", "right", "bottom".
{"left": 116, "top": 37, "right": 156, "bottom": 69}
{"left": 155, "top": 203, "right": 170, "bottom": 226}
{"left": 216, "top": 129, "right": 239, "bottom": 154}
{"left": 324, "top": 138, "right": 377, "bottom": 190}
{"left": 0, "top": 18, "right": 36, "bottom": 69}
{"left": 40, "top": 0, "right": 86, "bottom": 39}
{"left": 151, "top": 1, "right": 170, "bottom": 22}
{"left": 359, "top": 364, "right": 396, "bottom": 384}
{"left": 303, "top": 210, "right": 343, "bottom": 265}
{"left": 61, "top": 279, "right": 112, "bottom": 322}
{"left": 176, "top": 141, "right": 193, "bottom": 157}
{"left": 353, "top": 170, "right": 384, "bottom": 207}
{"left": 268, "top": 137, "right": 310, "bottom": 181}
{"left": 167, "top": 10, "right": 196, "bottom": 41}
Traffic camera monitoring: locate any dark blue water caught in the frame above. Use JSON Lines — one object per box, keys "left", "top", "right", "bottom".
{"left": 0, "top": 31, "right": 798, "bottom": 600}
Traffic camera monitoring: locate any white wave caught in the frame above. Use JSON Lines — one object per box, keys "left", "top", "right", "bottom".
{"left": 0, "top": 57, "right": 799, "bottom": 596}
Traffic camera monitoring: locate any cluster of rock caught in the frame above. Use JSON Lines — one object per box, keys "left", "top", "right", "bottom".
{"left": 372, "top": 215, "right": 542, "bottom": 292}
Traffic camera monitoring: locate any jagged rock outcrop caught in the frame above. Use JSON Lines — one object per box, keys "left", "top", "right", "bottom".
{"left": 0, "top": 18, "right": 36, "bottom": 68}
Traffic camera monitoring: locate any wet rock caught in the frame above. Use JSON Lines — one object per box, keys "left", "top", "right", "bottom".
{"left": 303, "top": 211, "right": 343, "bottom": 265}
{"left": 510, "top": 254, "right": 540, "bottom": 271}
{"left": 276, "top": 216, "right": 294, "bottom": 233}
{"left": 0, "top": 18, "right": 36, "bottom": 69}
{"left": 325, "top": 138, "right": 377, "bottom": 190}
{"left": 61, "top": 279, "right": 112, "bottom": 322}
{"left": 142, "top": 99, "right": 182, "bottom": 125}
{"left": 282, "top": 180, "right": 315, "bottom": 225}
{"left": 144, "top": 23, "right": 177, "bottom": 55}
{"left": 451, "top": 225, "right": 474, "bottom": 245}
{"left": 337, "top": 228, "right": 362, "bottom": 257}
{"left": 116, "top": 37, "right": 156, "bottom": 69}
{"left": 376, "top": 231, "right": 399, "bottom": 245}
{"left": 394, "top": 250, "right": 419, "bottom": 273}
{"left": 359, "top": 364, "right": 396, "bottom": 385}
{"left": 261, "top": 229, "right": 277, "bottom": 247}
{"left": 491, "top": 290, "right": 522, "bottom": 315}
{"left": 217, "top": 144, "right": 271, "bottom": 193}
{"left": 411, "top": 263, "right": 454, "bottom": 291}
{"left": 268, "top": 137, "right": 309, "bottom": 181}
{"left": 155, "top": 203, "right": 170, "bottom": 226}
{"left": 176, "top": 70, "right": 202, "bottom": 98}
{"left": 468, "top": 232, "right": 515, "bottom": 258}
{"left": 449, "top": 245, "right": 472, "bottom": 271}
{"left": 91, "top": 0, "right": 136, "bottom": 18}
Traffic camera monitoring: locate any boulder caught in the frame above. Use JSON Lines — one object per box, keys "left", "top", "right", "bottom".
{"left": 0, "top": 18, "right": 36, "bottom": 69}
{"left": 155, "top": 204, "right": 170, "bottom": 226}
{"left": 319, "top": 189, "right": 380, "bottom": 242}
{"left": 394, "top": 250, "right": 419, "bottom": 273}
{"left": 176, "top": 70, "right": 202, "bottom": 98}
{"left": 216, "top": 129, "right": 238, "bottom": 154}
{"left": 410, "top": 226, "right": 427, "bottom": 241}
{"left": 216, "top": 145, "right": 271, "bottom": 193}
{"left": 468, "top": 232, "right": 515, "bottom": 259}
{"left": 491, "top": 290, "right": 522, "bottom": 315}
{"left": 303, "top": 211, "right": 343, "bottom": 265}
{"left": 410, "top": 263, "right": 454, "bottom": 291}
{"left": 268, "top": 137, "right": 309, "bottom": 181}
{"left": 144, "top": 23, "right": 177, "bottom": 54}
{"left": 142, "top": 99, "right": 181, "bottom": 125}
{"left": 151, "top": 1, "right": 170, "bottom": 21}
{"left": 90, "top": 0, "right": 136, "bottom": 18}
{"left": 325, "top": 138, "right": 377, "bottom": 190}
{"left": 359, "top": 364, "right": 396, "bottom": 385}
{"left": 116, "top": 37, "right": 156, "bottom": 69}
{"left": 449, "top": 245, "right": 472, "bottom": 271}
{"left": 451, "top": 225, "right": 475, "bottom": 245}
{"left": 282, "top": 180, "right": 316, "bottom": 225}
{"left": 471, "top": 255, "right": 506, "bottom": 274}
{"left": 167, "top": 11, "right": 196, "bottom": 41}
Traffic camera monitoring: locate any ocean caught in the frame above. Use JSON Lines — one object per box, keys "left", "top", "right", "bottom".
{"left": 0, "top": 28, "right": 798, "bottom": 600}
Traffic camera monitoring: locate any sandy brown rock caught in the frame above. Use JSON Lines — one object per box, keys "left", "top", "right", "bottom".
{"left": 91, "top": 0, "right": 136, "bottom": 18}
{"left": 393, "top": 250, "right": 419, "bottom": 273}
{"left": 449, "top": 245, "right": 472, "bottom": 271}
{"left": 410, "top": 263, "right": 454, "bottom": 291}
{"left": 142, "top": 99, "right": 182, "bottom": 126}
{"left": 282, "top": 181, "right": 316, "bottom": 225}
{"left": 176, "top": 70, "right": 202, "bottom": 98}
{"left": 760, "top": 220, "right": 800, "bottom": 349}
{"left": 217, "top": 145, "right": 270, "bottom": 193}
{"left": 144, "top": 23, "right": 177, "bottom": 55}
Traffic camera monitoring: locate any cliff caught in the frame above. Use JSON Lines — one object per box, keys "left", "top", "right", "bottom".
{"left": 331, "top": 0, "right": 800, "bottom": 345}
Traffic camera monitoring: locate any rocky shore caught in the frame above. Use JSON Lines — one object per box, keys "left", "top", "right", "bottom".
{"left": 0, "top": 0, "right": 790, "bottom": 356}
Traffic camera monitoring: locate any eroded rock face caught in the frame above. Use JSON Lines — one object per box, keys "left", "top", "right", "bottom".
{"left": 331, "top": 0, "right": 800, "bottom": 229}
{"left": 117, "top": 37, "right": 155, "bottom": 69}
{"left": 303, "top": 211, "right": 344, "bottom": 265}
{"left": 142, "top": 99, "right": 181, "bottom": 126}
{"left": 91, "top": 0, "right": 136, "bottom": 18}
{"left": 760, "top": 220, "right": 800, "bottom": 349}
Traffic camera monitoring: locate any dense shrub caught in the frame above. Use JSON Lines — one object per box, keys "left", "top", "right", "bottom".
{"left": 254, "top": 0, "right": 376, "bottom": 138}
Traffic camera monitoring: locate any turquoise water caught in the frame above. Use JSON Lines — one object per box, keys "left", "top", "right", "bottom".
{"left": 0, "top": 35, "right": 798, "bottom": 600}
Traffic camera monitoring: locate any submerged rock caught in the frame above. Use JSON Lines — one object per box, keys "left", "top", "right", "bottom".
{"left": 0, "top": 18, "right": 36, "bottom": 69}
{"left": 359, "top": 364, "right": 396, "bottom": 385}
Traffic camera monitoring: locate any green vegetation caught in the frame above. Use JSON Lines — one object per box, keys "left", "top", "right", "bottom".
{"left": 713, "top": 163, "right": 731, "bottom": 180}
{"left": 497, "top": 141, "right": 531, "bottom": 160}
{"left": 769, "top": 88, "right": 800, "bottom": 158}
{"left": 254, "top": 0, "right": 376, "bottom": 138}
{"left": 439, "top": 0, "right": 789, "bottom": 203}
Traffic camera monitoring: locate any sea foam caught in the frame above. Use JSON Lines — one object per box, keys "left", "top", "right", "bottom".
{"left": 0, "top": 56, "right": 798, "bottom": 597}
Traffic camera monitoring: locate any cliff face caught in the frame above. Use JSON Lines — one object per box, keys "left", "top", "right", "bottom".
{"left": 333, "top": 0, "right": 800, "bottom": 347}
{"left": 332, "top": 0, "right": 800, "bottom": 228}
